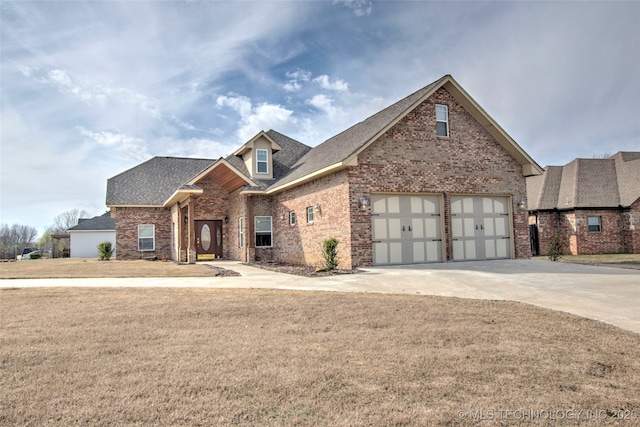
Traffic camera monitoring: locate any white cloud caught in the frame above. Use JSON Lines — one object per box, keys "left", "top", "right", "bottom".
{"left": 79, "top": 128, "right": 150, "bottom": 162}
{"left": 216, "top": 94, "right": 294, "bottom": 141}
{"left": 283, "top": 69, "right": 312, "bottom": 92}
{"left": 307, "top": 94, "right": 341, "bottom": 119}
{"left": 334, "top": 0, "right": 372, "bottom": 17}
{"left": 313, "top": 75, "right": 349, "bottom": 91}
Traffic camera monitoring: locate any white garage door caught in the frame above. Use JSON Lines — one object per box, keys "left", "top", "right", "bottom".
{"left": 451, "top": 196, "right": 511, "bottom": 261}
{"left": 371, "top": 194, "right": 443, "bottom": 265}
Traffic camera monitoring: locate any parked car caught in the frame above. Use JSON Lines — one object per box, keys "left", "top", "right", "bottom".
{"left": 17, "top": 248, "right": 40, "bottom": 260}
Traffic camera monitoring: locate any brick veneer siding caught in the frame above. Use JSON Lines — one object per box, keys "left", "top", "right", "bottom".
{"left": 191, "top": 177, "right": 230, "bottom": 258}
{"left": 533, "top": 206, "right": 639, "bottom": 256}
{"left": 112, "top": 207, "right": 172, "bottom": 260}
{"left": 623, "top": 199, "right": 640, "bottom": 253}
{"left": 348, "top": 87, "right": 530, "bottom": 266}
{"left": 226, "top": 188, "right": 248, "bottom": 262}
{"left": 272, "top": 170, "right": 352, "bottom": 269}
{"left": 251, "top": 195, "right": 274, "bottom": 262}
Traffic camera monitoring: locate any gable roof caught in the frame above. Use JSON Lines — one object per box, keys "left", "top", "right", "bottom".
{"left": 106, "top": 157, "right": 215, "bottom": 206}
{"left": 226, "top": 129, "right": 311, "bottom": 190}
{"left": 266, "top": 74, "right": 542, "bottom": 193}
{"left": 527, "top": 152, "right": 640, "bottom": 210}
{"left": 68, "top": 212, "right": 115, "bottom": 232}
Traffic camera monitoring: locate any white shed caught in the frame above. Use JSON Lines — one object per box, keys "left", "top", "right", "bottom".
{"left": 68, "top": 212, "right": 116, "bottom": 258}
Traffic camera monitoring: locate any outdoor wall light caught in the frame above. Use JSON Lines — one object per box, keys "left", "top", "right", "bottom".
{"left": 184, "top": 216, "right": 188, "bottom": 224}
{"left": 359, "top": 196, "right": 369, "bottom": 210}
{"left": 224, "top": 216, "right": 229, "bottom": 224}
{"left": 280, "top": 212, "right": 287, "bottom": 220}
{"left": 517, "top": 200, "right": 527, "bottom": 210}
{"left": 315, "top": 203, "right": 321, "bottom": 213}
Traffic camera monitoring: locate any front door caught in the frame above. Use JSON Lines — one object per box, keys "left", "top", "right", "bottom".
{"left": 195, "top": 220, "right": 223, "bottom": 260}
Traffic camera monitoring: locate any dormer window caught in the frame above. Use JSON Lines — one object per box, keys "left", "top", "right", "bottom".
{"left": 256, "top": 149, "right": 268, "bottom": 174}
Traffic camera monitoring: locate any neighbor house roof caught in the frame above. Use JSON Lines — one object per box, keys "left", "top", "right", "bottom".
{"left": 68, "top": 212, "right": 115, "bottom": 232}
{"left": 527, "top": 152, "right": 640, "bottom": 210}
{"left": 265, "top": 74, "right": 542, "bottom": 193}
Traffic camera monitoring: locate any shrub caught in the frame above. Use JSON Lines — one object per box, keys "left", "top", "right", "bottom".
{"left": 322, "top": 237, "right": 339, "bottom": 271}
{"left": 547, "top": 235, "right": 566, "bottom": 261}
{"left": 97, "top": 241, "right": 113, "bottom": 261}
{"left": 29, "top": 252, "right": 41, "bottom": 260}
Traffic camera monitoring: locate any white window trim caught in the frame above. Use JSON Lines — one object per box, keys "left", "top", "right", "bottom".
{"left": 138, "top": 224, "right": 155, "bottom": 251}
{"left": 238, "top": 217, "right": 244, "bottom": 248}
{"left": 587, "top": 216, "right": 602, "bottom": 233}
{"left": 307, "top": 206, "right": 314, "bottom": 224}
{"left": 435, "top": 104, "right": 449, "bottom": 137}
{"left": 289, "top": 211, "right": 296, "bottom": 226}
{"left": 255, "top": 216, "right": 273, "bottom": 248}
{"left": 256, "top": 149, "right": 269, "bottom": 174}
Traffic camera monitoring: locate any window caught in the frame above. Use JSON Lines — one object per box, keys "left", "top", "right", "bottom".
{"left": 588, "top": 216, "right": 601, "bottom": 232}
{"left": 307, "top": 206, "right": 314, "bottom": 224}
{"left": 238, "top": 217, "right": 244, "bottom": 248}
{"left": 138, "top": 224, "right": 155, "bottom": 251}
{"left": 289, "top": 211, "right": 296, "bottom": 226}
{"left": 435, "top": 104, "right": 449, "bottom": 137}
{"left": 255, "top": 216, "right": 272, "bottom": 247}
{"left": 256, "top": 149, "right": 268, "bottom": 174}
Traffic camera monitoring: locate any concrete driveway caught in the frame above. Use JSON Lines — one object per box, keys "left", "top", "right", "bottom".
{"left": 2, "top": 259, "right": 638, "bottom": 334}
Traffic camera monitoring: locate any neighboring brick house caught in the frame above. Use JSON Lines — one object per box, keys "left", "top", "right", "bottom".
{"left": 527, "top": 152, "right": 640, "bottom": 256}
{"left": 106, "top": 75, "right": 542, "bottom": 268}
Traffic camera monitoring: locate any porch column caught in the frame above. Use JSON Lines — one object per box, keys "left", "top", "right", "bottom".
{"left": 187, "top": 200, "right": 196, "bottom": 264}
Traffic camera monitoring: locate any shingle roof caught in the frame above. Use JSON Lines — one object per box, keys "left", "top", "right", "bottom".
{"left": 267, "top": 77, "right": 446, "bottom": 190}
{"left": 106, "top": 157, "right": 215, "bottom": 206}
{"left": 68, "top": 212, "right": 115, "bottom": 231}
{"left": 527, "top": 152, "right": 640, "bottom": 210}
{"left": 226, "top": 129, "right": 311, "bottom": 190}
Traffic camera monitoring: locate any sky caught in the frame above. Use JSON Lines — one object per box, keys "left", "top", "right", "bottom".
{"left": 1, "top": 1, "right": 639, "bottom": 236}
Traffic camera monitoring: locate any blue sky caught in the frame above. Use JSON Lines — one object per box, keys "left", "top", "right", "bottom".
{"left": 1, "top": 1, "right": 639, "bottom": 235}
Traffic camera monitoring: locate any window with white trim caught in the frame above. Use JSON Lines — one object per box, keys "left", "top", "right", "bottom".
{"left": 238, "top": 217, "right": 244, "bottom": 247}
{"left": 138, "top": 224, "right": 155, "bottom": 251}
{"left": 289, "top": 211, "right": 296, "bottom": 226}
{"left": 255, "top": 216, "right": 272, "bottom": 247}
{"left": 307, "top": 206, "right": 314, "bottom": 224}
{"left": 435, "top": 104, "right": 449, "bottom": 137}
{"left": 256, "top": 149, "right": 268, "bottom": 174}
{"left": 588, "top": 216, "right": 601, "bottom": 232}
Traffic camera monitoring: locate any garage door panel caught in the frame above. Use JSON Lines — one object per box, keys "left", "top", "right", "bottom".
{"left": 451, "top": 195, "right": 512, "bottom": 261}
{"left": 372, "top": 194, "right": 443, "bottom": 265}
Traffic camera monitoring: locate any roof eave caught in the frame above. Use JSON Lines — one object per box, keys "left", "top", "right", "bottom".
{"left": 266, "top": 159, "right": 356, "bottom": 195}
{"left": 163, "top": 188, "right": 204, "bottom": 207}
{"left": 232, "top": 131, "right": 283, "bottom": 156}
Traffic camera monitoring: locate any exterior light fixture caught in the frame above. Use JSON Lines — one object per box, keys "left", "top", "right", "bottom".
{"left": 517, "top": 200, "right": 526, "bottom": 210}
{"left": 224, "top": 216, "right": 229, "bottom": 224}
{"left": 359, "top": 196, "right": 368, "bottom": 210}
{"left": 184, "top": 216, "right": 188, "bottom": 224}
{"left": 315, "top": 203, "right": 321, "bottom": 213}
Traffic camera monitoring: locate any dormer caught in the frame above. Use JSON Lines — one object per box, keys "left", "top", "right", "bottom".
{"left": 233, "top": 131, "right": 282, "bottom": 180}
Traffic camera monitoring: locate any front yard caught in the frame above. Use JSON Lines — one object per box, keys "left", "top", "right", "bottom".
{"left": 1, "top": 288, "right": 639, "bottom": 426}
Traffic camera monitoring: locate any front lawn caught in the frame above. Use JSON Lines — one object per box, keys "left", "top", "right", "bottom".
{"left": 1, "top": 288, "right": 638, "bottom": 426}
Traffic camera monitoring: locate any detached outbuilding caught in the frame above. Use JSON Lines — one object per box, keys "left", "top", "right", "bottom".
{"left": 68, "top": 212, "right": 116, "bottom": 258}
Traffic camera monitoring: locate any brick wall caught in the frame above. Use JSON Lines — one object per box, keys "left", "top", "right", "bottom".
{"left": 272, "top": 170, "right": 352, "bottom": 269}
{"left": 532, "top": 208, "right": 637, "bottom": 256}
{"left": 192, "top": 177, "right": 230, "bottom": 258}
{"left": 622, "top": 199, "right": 640, "bottom": 253}
{"left": 226, "top": 188, "right": 247, "bottom": 262}
{"left": 112, "top": 207, "right": 172, "bottom": 260}
{"left": 348, "top": 87, "right": 530, "bottom": 266}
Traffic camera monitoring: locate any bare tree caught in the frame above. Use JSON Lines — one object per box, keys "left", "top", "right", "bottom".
{"left": 592, "top": 152, "right": 612, "bottom": 159}
{"left": 50, "top": 209, "right": 89, "bottom": 233}
{"left": 0, "top": 223, "right": 39, "bottom": 259}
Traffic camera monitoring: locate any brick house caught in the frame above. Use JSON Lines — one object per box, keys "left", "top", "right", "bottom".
{"left": 106, "top": 75, "right": 542, "bottom": 268}
{"left": 527, "top": 152, "right": 640, "bottom": 256}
